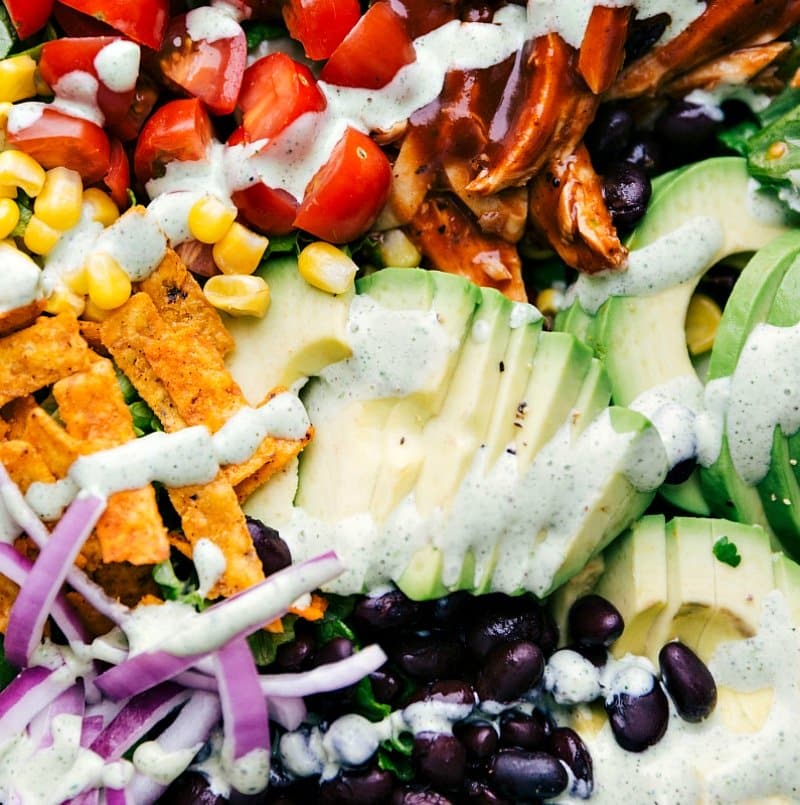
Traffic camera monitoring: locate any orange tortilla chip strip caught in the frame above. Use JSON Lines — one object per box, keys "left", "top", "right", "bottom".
{"left": 2, "top": 396, "right": 38, "bottom": 440}
{"left": 0, "top": 416, "right": 8, "bottom": 441}
{"left": 0, "top": 440, "right": 55, "bottom": 492}
{"left": 169, "top": 478, "right": 264, "bottom": 597}
{"left": 100, "top": 294, "right": 186, "bottom": 431}
{"left": 229, "top": 430, "right": 311, "bottom": 501}
{"left": 0, "top": 314, "right": 95, "bottom": 406}
{"left": 78, "top": 320, "right": 107, "bottom": 355}
{"left": 138, "top": 250, "right": 234, "bottom": 356}
{"left": 0, "top": 572, "right": 19, "bottom": 633}
{"left": 22, "top": 407, "right": 82, "bottom": 478}
{"left": 0, "top": 298, "right": 45, "bottom": 338}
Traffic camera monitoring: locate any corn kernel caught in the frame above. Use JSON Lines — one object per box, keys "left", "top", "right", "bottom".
{"left": 685, "top": 292, "right": 722, "bottom": 356}
{"left": 86, "top": 252, "right": 132, "bottom": 310}
{"left": 0, "top": 197, "right": 19, "bottom": 239}
{"left": 535, "top": 288, "right": 563, "bottom": 317}
{"left": 44, "top": 287, "right": 85, "bottom": 317}
{"left": 0, "top": 185, "right": 16, "bottom": 199}
{"left": 35, "top": 167, "right": 83, "bottom": 230}
{"left": 0, "top": 149, "right": 46, "bottom": 196}
{"left": 377, "top": 229, "right": 422, "bottom": 268}
{"left": 64, "top": 265, "right": 89, "bottom": 295}
{"left": 24, "top": 214, "right": 60, "bottom": 255}
{"left": 82, "top": 188, "right": 119, "bottom": 227}
{"left": 82, "top": 299, "right": 114, "bottom": 322}
{"left": 212, "top": 222, "right": 268, "bottom": 275}
{"left": 0, "top": 56, "right": 37, "bottom": 104}
{"left": 204, "top": 274, "right": 270, "bottom": 317}
{"left": 297, "top": 242, "right": 358, "bottom": 295}
{"left": 188, "top": 195, "right": 237, "bottom": 244}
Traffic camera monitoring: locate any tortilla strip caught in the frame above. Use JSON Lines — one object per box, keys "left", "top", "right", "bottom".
{"left": 100, "top": 294, "right": 187, "bottom": 431}
{"left": 2, "top": 396, "right": 38, "bottom": 440}
{"left": 0, "top": 314, "right": 95, "bottom": 406}
{"left": 78, "top": 320, "right": 107, "bottom": 355}
{"left": 22, "top": 407, "right": 82, "bottom": 478}
{"left": 0, "top": 440, "right": 55, "bottom": 492}
{"left": 169, "top": 478, "right": 264, "bottom": 596}
{"left": 53, "top": 360, "right": 169, "bottom": 565}
{"left": 0, "top": 298, "right": 45, "bottom": 338}
{"left": 0, "top": 417, "right": 7, "bottom": 440}
{"left": 0, "top": 573, "right": 18, "bottom": 633}
{"left": 138, "top": 250, "right": 234, "bottom": 356}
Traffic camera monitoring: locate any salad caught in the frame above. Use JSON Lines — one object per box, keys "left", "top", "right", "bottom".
{"left": 0, "top": 0, "right": 800, "bottom": 802}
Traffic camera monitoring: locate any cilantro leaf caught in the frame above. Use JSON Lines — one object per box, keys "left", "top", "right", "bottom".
{"left": 713, "top": 536, "right": 742, "bottom": 568}
{"left": 0, "top": 636, "right": 17, "bottom": 691}
{"left": 378, "top": 732, "right": 414, "bottom": 781}
{"left": 153, "top": 558, "right": 206, "bottom": 610}
{"left": 243, "top": 21, "right": 286, "bottom": 51}
{"left": 248, "top": 616, "right": 298, "bottom": 666}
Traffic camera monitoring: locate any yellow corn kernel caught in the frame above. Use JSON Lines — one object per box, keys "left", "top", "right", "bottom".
{"left": 82, "top": 188, "right": 119, "bottom": 227}
{"left": 212, "top": 222, "right": 268, "bottom": 275}
{"left": 377, "top": 229, "right": 421, "bottom": 268}
{"left": 0, "top": 197, "right": 19, "bottom": 239}
{"left": 0, "top": 149, "right": 46, "bottom": 196}
{"left": 686, "top": 292, "right": 722, "bottom": 356}
{"left": 82, "top": 299, "right": 114, "bottom": 322}
{"left": 23, "top": 214, "right": 61, "bottom": 255}
{"left": 535, "top": 288, "right": 563, "bottom": 318}
{"left": 0, "top": 185, "right": 16, "bottom": 199}
{"left": 34, "top": 167, "right": 84, "bottom": 231}
{"left": 85, "top": 252, "right": 132, "bottom": 310}
{"left": 188, "top": 195, "right": 237, "bottom": 244}
{"left": 297, "top": 241, "right": 357, "bottom": 295}
{"left": 0, "top": 56, "right": 38, "bottom": 104}
{"left": 44, "top": 287, "right": 85, "bottom": 317}
{"left": 204, "top": 274, "right": 270, "bottom": 317}
{"left": 63, "top": 265, "right": 89, "bottom": 296}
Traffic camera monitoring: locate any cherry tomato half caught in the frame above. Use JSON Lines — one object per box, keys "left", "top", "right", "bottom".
{"left": 159, "top": 12, "right": 247, "bottom": 116}
{"left": 320, "top": 2, "right": 415, "bottom": 90}
{"left": 107, "top": 73, "right": 159, "bottom": 143}
{"left": 294, "top": 127, "right": 391, "bottom": 243}
{"left": 3, "top": 0, "right": 53, "bottom": 39}
{"left": 238, "top": 53, "right": 326, "bottom": 144}
{"left": 282, "top": 0, "right": 361, "bottom": 61}
{"left": 7, "top": 107, "right": 111, "bottom": 185}
{"left": 57, "top": 0, "right": 169, "bottom": 49}
{"left": 133, "top": 97, "right": 214, "bottom": 186}
{"left": 104, "top": 138, "right": 131, "bottom": 208}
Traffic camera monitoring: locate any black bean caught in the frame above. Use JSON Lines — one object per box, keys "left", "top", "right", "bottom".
{"left": 665, "top": 457, "right": 697, "bottom": 485}
{"left": 605, "top": 677, "right": 669, "bottom": 752}
{"left": 624, "top": 12, "right": 669, "bottom": 64}
{"left": 354, "top": 589, "right": 421, "bottom": 632}
{"left": 602, "top": 162, "right": 651, "bottom": 231}
{"left": 568, "top": 595, "right": 624, "bottom": 647}
{"left": 453, "top": 721, "right": 498, "bottom": 759}
{"left": 162, "top": 772, "right": 225, "bottom": 805}
{"left": 538, "top": 612, "right": 560, "bottom": 659}
{"left": 391, "top": 787, "right": 455, "bottom": 805}
{"left": 275, "top": 632, "right": 315, "bottom": 671}
{"left": 567, "top": 643, "right": 608, "bottom": 668}
{"left": 476, "top": 641, "right": 545, "bottom": 703}
{"left": 466, "top": 599, "right": 545, "bottom": 659}
{"left": 499, "top": 710, "right": 550, "bottom": 750}
{"left": 315, "top": 637, "right": 354, "bottom": 666}
{"left": 413, "top": 732, "right": 467, "bottom": 791}
{"left": 462, "top": 779, "right": 510, "bottom": 805}
{"left": 547, "top": 727, "right": 593, "bottom": 796}
{"left": 487, "top": 749, "right": 568, "bottom": 800}
{"left": 658, "top": 101, "right": 721, "bottom": 148}
{"left": 408, "top": 679, "right": 476, "bottom": 706}
{"left": 623, "top": 135, "right": 664, "bottom": 176}
{"left": 391, "top": 631, "right": 467, "bottom": 680}
{"left": 659, "top": 641, "right": 717, "bottom": 723}
{"left": 369, "top": 667, "right": 403, "bottom": 705}
{"left": 246, "top": 516, "right": 292, "bottom": 577}
{"left": 584, "top": 107, "right": 633, "bottom": 169}
{"left": 319, "top": 768, "right": 395, "bottom": 804}
{"left": 428, "top": 591, "right": 471, "bottom": 626}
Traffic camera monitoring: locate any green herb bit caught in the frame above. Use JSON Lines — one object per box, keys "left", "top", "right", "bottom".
{"left": 152, "top": 558, "right": 206, "bottom": 610}
{"left": 243, "top": 21, "right": 286, "bottom": 51}
{"left": 713, "top": 536, "right": 742, "bottom": 568}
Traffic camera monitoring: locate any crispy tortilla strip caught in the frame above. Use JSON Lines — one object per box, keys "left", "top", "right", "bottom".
{"left": 138, "top": 250, "right": 234, "bottom": 356}
{"left": 92, "top": 561, "right": 161, "bottom": 607}
{"left": 100, "top": 294, "right": 186, "bottom": 431}
{"left": 95, "top": 488, "right": 169, "bottom": 565}
{"left": 0, "top": 417, "right": 7, "bottom": 440}
{"left": 0, "top": 440, "right": 55, "bottom": 492}
{"left": 0, "top": 314, "right": 95, "bottom": 406}
{"left": 22, "top": 407, "right": 82, "bottom": 477}
{"left": 64, "top": 591, "right": 115, "bottom": 638}
{"left": 0, "top": 299, "right": 45, "bottom": 338}
{"left": 78, "top": 320, "right": 107, "bottom": 355}
{"left": 169, "top": 479, "right": 264, "bottom": 596}
{"left": 0, "top": 572, "right": 18, "bottom": 633}
{"left": 2, "top": 396, "right": 38, "bottom": 440}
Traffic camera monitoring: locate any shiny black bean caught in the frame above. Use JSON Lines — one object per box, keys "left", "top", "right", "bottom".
{"left": 369, "top": 667, "right": 403, "bottom": 705}
{"left": 658, "top": 101, "right": 721, "bottom": 148}
{"left": 623, "top": 136, "right": 664, "bottom": 177}
{"left": 453, "top": 721, "right": 498, "bottom": 759}
{"left": 408, "top": 679, "right": 476, "bottom": 706}
{"left": 499, "top": 710, "right": 550, "bottom": 750}
{"left": 568, "top": 595, "right": 624, "bottom": 647}
{"left": 466, "top": 599, "right": 544, "bottom": 659}
{"left": 547, "top": 727, "right": 593, "bottom": 796}
{"left": 428, "top": 591, "right": 471, "bottom": 626}
{"left": 624, "top": 12, "right": 669, "bottom": 64}
{"left": 163, "top": 772, "right": 226, "bottom": 805}
{"left": 462, "top": 779, "right": 510, "bottom": 805}
{"left": 392, "top": 631, "right": 467, "bottom": 680}
{"left": 275, "top": 632, "right": 315, "bottom": 671}
{"left": 584, "top": 107, "right": 633, "bottom": 169}
{"left": 487, "top": 749, "right": 568, "bottom": 800}
{"left": 316, "top": 637, "right": 354, "bottom": 666}
{"left": 413, "top": 732, "right": 467, "bottom": 791}
{"left": 659, "top": 641, "right": 717, "bottom": 723}
{"left": 665, "top": 456, "right": 697, "bottom": 485}
{"left": 605, "top": 678, "right": 669, "bottom": 752}
{"left": 318, "top": 768, "right": 395, "bottom": 804}
{"left": 354, "top": 589, "right": 421, "bottom": 632}
{"left": 602, "top": 162, "right": 651, "bottom": 231}
{"left": 391, "top": 787, "right": 455, "bottom": 805}
{"left": 537, "top": 614, "right": 559, "bottom": 659}
{"left": 246, "top": 516, "right": 292, "bottom": 576}
{"left": 476, "top": 641, "right": 545, "bottom": 703}
{"left": 567, "top": 643, "right": 608, "bottom": 668}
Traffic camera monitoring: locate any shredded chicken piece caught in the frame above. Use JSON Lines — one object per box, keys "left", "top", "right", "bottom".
{"left": 578, "top": 6, "right": 632, "bottom": 94}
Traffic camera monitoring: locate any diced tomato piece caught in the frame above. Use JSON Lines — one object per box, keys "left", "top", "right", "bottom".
{"left": 57, "top": 0, "right": 169, "bottom": 49}
{"left": 7, "top": 107, "right": 111, "bottom": 185}
{"left": 133, "top": 97, "right": 214, "bottom": 186}
{"left": 39, "top": 37, "right": 138, "bottom": 127}
{"left": 53, "top": 2, "right": 118, "bottom": 36}
{"left": 3, "top": 0, "right": 53, "bottom": 39}
{"left": 104, "top": 138, "right": 131, "bottom": 208}
{"left": 108, "top": 74, "right": 159, "bottom": 142}
{"left": 320, "top": 2, "right": 415, "bottom": 90}
{"left": 159, "top": 11, "right": 246, "bottom": 116}
{"left": 238, "top": 53, "right": 326, "bottom": 143}
{"left": 294, "top": 127, "right": 391, "bottom": 243}
{"left": 282, "top": 0, "right": 361, "bottom": 61}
